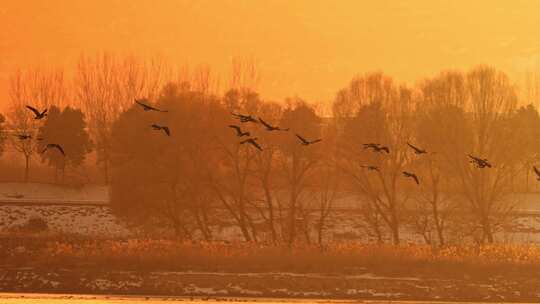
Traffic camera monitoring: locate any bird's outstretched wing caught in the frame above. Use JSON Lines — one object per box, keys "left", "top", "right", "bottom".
{"left": 258, "top": 118, "right": 272, "bottom": 129}
{"left": 295, "top": 134, "right": 308, "bottom": 144}
{"left": 407, "top": 142, "right": 419, "bottom": 152}
{"left": 136, "top": 100, "right": 154, "bottom": 110}
{"left": 26, "top": 105, "right": 40, "bottom": 116}
{"left": 534, "top": 166, "right": 540, "bottom": 177}
{"left": 229, "top": 125, "right": 241, "bottom": 135}
{"left": 468, "top": 154, "right": 480, "bottom": 162}
{"left": 163, "top": 127, "right": 171, "bottom": 136}
{"left": 249, "top": 140, "right": 263, "bottom": 151}
{"left": 54, "top": 144, "right": 65, "bottom": 155}
{"left": 136, "top": 99, "right": 166, "bottom": 112}
{"left": 412, "top": 174, "right": 419, "bottom": 185}
{"left": 381, "top": 147, "right": 390, "bottom": 153}
{"left": 311, "top": 139, "right": 322, "bottom": 144}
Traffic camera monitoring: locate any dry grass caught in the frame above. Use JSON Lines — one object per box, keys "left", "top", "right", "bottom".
{"left": 3, "top": 235, "right": 540, "bottom": 278}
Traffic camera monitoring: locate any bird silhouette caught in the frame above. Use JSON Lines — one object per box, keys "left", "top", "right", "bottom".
{"left": 363, "top": 143, "right": 389, "bottom": 154}
{"left": 407, "top": 142, "right": 427, "bottom": 154}
{"left": 363, "top": 143, "right": 379, "bottom": 149}
{"left": 533, "top": 166, "right": 540, "bottom": 181}
{"left": 468, "top": 154, "right": 492, "bottom": 168}
{"left": 228, "top": 125, "right": 250, "bottom": 137}
{"left": 364, "top": 143, "right": 390, "bottom": 154}
{"left": 26, "top": 105, "right": 47, "bottom": 120}
{"left": 240, "top": 137, "right": 262, "bottom": 151}
{"left": 231, "top": 113, "right": 258, "bottom": 123}
{"left": 135, "top": 99, "right": 168, "bottom": 112}
{"left": 296, "top": 134, "right": 322, "bottom": 146}
{"left": 403, "top": 171, "right": 420, "bottom": 185}
{"left": 151, "top": 124, "right": 171, "bottom": 136}
{"left": 258, "top": 118, "right": 289, "bottom": 131}
{"left": 376, "top": 146, "right": 390, "bottom": 153}
{"left": 42, "top": 143, "right": 65, "bottom": 156}
{"left": 16, "top": 134, "right": 32, "bottom": 140}
{"left": 361, "top": 165, "right": 379, "bottom": 172}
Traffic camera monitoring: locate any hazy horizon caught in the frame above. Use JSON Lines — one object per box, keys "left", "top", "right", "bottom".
{"left": 3, "top": 0, "right": 540, "bottom": 109}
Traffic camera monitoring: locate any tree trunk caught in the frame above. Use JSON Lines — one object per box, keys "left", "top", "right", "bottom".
{"left": 24, "top": 155, "right": 30, "bottom": 183}
{"left": 193, "top": 209, "right": 212, "bottom": 241}
{"left": 287, "top": 202, "right": 297, "bottom": 247}
{"left": 431, "top": 203, "right": 445, "bottom": 247}
{"left": 481, "top": 215, "right": 494, "bottom": 244}
{"left": 317, "top": 215, "right": 325, "bottom": 249}
{"left": 103, "top": 156, "right": 110, "bottom": 184}
{"left": 237, "top": 215, "right": 252, "bottom": 242}
{"left": 263, "top": 186, "right": 278, "bottom": 245}
{"left": 390, "top": 211, "right": 400, "bottom": 245}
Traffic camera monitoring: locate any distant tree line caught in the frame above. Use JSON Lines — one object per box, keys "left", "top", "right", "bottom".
{"left": 2, "top": 54, "right": 540, "bottom": 246}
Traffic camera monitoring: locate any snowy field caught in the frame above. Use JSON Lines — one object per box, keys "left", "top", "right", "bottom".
{"left": 1, "top": 183, "right": 540, "bottom": 243}
{"left": 2, "top": 203, "right": 540, "bottom": 243}
{"left": 0, "top": 183, "right": 108, "bottom": 205}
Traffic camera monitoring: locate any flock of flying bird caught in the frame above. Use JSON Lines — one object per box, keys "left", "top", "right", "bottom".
{"left": 21, "top": 100, "right": 172, "bottom": 157}
{"left": 21, "top": 101, "right": 540, "bottom": 185}
{"left": 360, "top": 142, "right": 497, "bottom": 185}
{"left": 228, "top": 113, "right": 322, "bottom": 151}
{"left": 227, "top": 113, "right": 514, "bottom": 186}
{"left": 135, "top": 99, "right": 324, "bottom": 151}
{"left": 23, "top": 105, "right": 65, "bottom": 156}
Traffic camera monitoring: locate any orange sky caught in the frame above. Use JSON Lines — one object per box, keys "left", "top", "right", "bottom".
{"left": 2, "top": 0, "right": 540, "bottom": 107}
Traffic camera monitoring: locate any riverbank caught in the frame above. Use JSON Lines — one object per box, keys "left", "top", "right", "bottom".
{"left": 3, "top": 239, "right": 540, "bottom": 302}
{"left": 1, "top": 267, "right": 540, "bottom": 302}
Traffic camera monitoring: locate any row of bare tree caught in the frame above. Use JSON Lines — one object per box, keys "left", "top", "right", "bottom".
{"left": 3, "top": 57, "right": 540, "bottom": 246}
{"left": 109, "top": 65, "right": 540, "bottom": 246}
{"left": 3, "top": 54, "right": 224, "bottom": 182}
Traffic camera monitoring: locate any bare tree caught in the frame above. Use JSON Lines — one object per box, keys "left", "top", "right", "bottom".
{"left": 313, "top": 159, "right": 341, "bottom": 248}
{"left": 74, "top": 53, "right": 168, "bottom": 183}
{"left": 411, "top": 71, "right": 469, "bottom": 246}
{"left": 334, "top": 73, "right": 415, "bottom": 245}
{"left": 7, "top": 68, "right": 68, "bottom": 182}
{"left": 278, "top": 99, "right": 322, "bottom": 246}
{"left": 458, "top": 66, "right": 520, "bottom": 243}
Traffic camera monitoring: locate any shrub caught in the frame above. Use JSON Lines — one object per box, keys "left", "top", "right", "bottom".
{"left": 20, "top": 217, "right": 49, "bottom": 233}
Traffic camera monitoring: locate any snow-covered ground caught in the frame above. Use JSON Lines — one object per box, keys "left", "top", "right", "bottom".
{"left": 1, "top": 183, "right": 540, "bottom": 243}
{"left": 0, "top": 205, "right": 130, "bottom": 237}
{"left": 0, "top": 183, "right": 108, "bottom": 205}
{"left": 2, "top": 203, "right": 540, "bottom": 243}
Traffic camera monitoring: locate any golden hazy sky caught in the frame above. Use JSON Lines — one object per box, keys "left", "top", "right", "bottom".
{"left": 2, "top": 0, "right": 540, "bottom": 106}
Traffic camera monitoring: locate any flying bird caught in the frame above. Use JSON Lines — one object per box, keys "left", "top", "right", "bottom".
{"left": 151, "top": 124, "right": 171, "bottom": 136}
{"left": 228, "top": 125, "right": 251, "bottom": 137}
{"left": 258, "top": 118, "right": 289, "bottom": 131}
{"left": 363, "top": 143, "right": 389, "bottom": 154}
{"left": 296, "top": 134, "right": 322, "bottom": 146}
{"left": 240, "top": 137, "right": 262, "bottom": 151}
{"left": 376, "top": 145, "right": 390, "bottom": 153}
{"left": 135, "top": 99, "right": 168, "bottom": 112}
{"left": 15, "top": 134, "right": 32, "bottom": 140}
{"left": 402, "top": 171, "right": 420, "bottom": 185}
{"left": 231, "top": 113, "right": 258, "bottom": 123}
{"left": 468, "top": 154, "right": 492, "bottom": 168}
{"left": 361, "top": 165, "right": 379, "bottom": 172}
{"left": 42, "top": 144, "right": 65, "bottom": 156}
{"left": 26, "top": 105, "right": 47, "bottom": 120}
{"left": 533, "top": 166, "right": 540, "bottom": 181}
{"left": 407, "top": 142, "right": 427, "bottom": 155}
{"left": 363, "top": 143, "right": 379, "bottom": 148}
